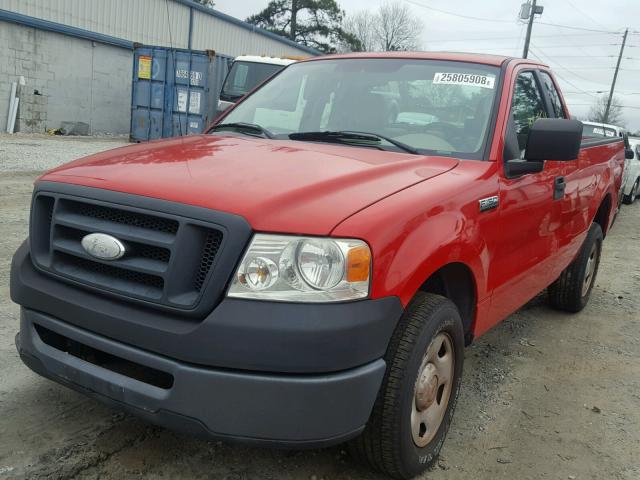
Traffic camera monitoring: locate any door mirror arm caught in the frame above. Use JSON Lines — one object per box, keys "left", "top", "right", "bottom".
{"left": 505, "top": 158, "right": 544, "bottom": 178}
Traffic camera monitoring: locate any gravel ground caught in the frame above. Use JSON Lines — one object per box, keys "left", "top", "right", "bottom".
{"left": 0, "top": 134, "right": 639, "bottom": 480}
{"left": 0, "top": 133, "right": 128, "bottom": 172}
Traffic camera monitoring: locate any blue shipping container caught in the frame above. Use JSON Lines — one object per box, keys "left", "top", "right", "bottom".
{"left": 131, "top": 46, "right": 233, "bottom": 142}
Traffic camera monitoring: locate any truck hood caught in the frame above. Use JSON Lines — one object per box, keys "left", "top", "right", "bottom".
{"left": 41, "top": 135, "right": 459, "bottom": 235}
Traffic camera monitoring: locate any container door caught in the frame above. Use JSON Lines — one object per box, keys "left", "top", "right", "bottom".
{"left": 131, "top": 48, "right": 167, "bottom": 142}
{"left": 131, "top": 47, "right": 214, "bottom": 141}
{"left": 170, "top": 51, "right": 210, "bottom": 137}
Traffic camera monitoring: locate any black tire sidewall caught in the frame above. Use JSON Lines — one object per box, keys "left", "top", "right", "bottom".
{"left": 577, "top": 223, "right": 603, "bottom": 307}
{"left": 397, "top": 301, "right": 465, "bottom": 477}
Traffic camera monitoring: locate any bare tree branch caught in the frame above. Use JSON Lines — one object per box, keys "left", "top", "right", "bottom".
{"left": 341, "top": 1, "right": 423, "bottom": 52}
{"left": 587, "top": 94, "right": 625, "bottom": 126}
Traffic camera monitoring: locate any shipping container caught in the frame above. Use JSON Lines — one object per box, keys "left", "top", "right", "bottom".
{"left": 130, "top": 46, "right": 233, "bottom": 142}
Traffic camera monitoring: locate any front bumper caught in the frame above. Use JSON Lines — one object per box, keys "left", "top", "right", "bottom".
{"left": 17, "top": 307, "right": 386, "bottom": 447}
{"left": 12, "top": 242, "right": 403, "bottom": 446}
{"left": 11, "top": 242, "right": 402, "bottom": 373}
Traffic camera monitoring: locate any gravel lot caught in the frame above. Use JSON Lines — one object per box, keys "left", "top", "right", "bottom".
{"left": 1, "top": 134, "right": 639, "bottom": 480}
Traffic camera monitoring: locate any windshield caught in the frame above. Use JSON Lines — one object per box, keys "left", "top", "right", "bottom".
{"left": 582, "top": 124, "right": 618, "bottom": 139}
{"left": 220, "top": 61, "right": 285, "bottom": 101}
{"left": 218, "top": 58, "right": 500, "bottom": 158}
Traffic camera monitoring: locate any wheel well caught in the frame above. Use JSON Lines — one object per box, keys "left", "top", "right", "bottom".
{"left": 419, "top": 263, "right": 476, "bottom": 344}
{"left": 593, "top": 194, "right": 611, "bottom": 237}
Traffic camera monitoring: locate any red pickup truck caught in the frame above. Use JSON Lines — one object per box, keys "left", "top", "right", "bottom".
{"left": 11, "top": 52, "right": 627, "bottom": 478}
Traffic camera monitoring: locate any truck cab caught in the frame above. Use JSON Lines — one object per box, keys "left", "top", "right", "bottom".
{"left": 217, "top": 55, "right": 296, "bottom": 114}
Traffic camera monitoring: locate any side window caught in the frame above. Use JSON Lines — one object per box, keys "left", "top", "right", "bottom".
{"left": 232, "top": 64, "right": 249, "bottom": 89}
{"left": 511, "top": 71, "right": 548, "bottom": 150}
{"left": 539, "top": 72, "right": 567, "bottom": 118}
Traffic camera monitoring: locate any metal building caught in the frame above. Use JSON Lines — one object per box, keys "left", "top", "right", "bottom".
{"left": 0, "top": 0, "right": 318, "bottom": 134}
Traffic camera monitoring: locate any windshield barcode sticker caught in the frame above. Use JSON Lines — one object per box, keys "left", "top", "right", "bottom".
{"left": 433, "top": 72, "right": 496, "bottom": 89}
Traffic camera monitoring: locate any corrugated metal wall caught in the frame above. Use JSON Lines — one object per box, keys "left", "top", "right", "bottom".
{"left": 190, "top": 10, "right": 304, "bottom": 57}
{"left": 0, "top": 0, "right": 315, "bottom": 57}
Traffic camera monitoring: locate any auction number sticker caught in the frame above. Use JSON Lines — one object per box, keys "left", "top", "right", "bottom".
{"left": 433, "top": 72, "right": 496, "bottom": 89}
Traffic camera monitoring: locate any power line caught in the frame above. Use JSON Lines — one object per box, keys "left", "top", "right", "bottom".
{"left": 402, "top": 0, "right": 515, "bottom": 23}
{"left": 528, "top": 50, "right": 600, "bottom": 98}
{"left": 426, "top": 32, "right": 621, "bottom": 44}
{"left": 570, "top": 104, "right": 640, "bottom": 110}
{"left": 512, "top": 43, "right": 622, "bottom": 49}
{"left": 529, "top": 55, "right": 617, "bottom": 58}
{"left": 535, "top": 21, "right": 620, "bottom": 34}
{"left": 564, "top": 91, "right": 640, "bottom": 95}
{"left": 529, "top": 44, "right": 614, "bottom": 84}
{"left": 564, "top": 0, "right": 613, "bottom": 32}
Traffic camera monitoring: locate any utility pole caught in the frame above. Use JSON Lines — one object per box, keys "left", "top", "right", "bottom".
{"left": 604, "top": 28, "right": 628, "bottom": 123}
{"left": 521, "top": 0, "right": 544, "bottom": 59}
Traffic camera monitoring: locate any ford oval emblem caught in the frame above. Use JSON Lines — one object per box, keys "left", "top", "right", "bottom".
{"left": 81, "top": 233, "right": 126, "bottom": 260}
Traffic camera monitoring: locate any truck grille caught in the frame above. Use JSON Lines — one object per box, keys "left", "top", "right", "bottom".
{"left": 30, "top": 193, "right": 227, "bottom": 312}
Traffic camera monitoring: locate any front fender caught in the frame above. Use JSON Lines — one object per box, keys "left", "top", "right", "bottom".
{"left": 332, "top": 161, "right": 499, "bottom": 308}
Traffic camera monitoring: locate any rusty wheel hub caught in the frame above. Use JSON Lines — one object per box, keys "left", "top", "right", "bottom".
{"left": 411, "top": 332, "right": 454, "bottom": 447}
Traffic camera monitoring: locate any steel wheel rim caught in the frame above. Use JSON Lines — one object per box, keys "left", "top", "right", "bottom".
{"left": 582, "top": 243, "right": 598, "bottom": 297}
{"left": 411, "top": 332, "right": 454, "bottom": 447}
{"left": 632, "top": 180, "right": 639, "bottom": 201}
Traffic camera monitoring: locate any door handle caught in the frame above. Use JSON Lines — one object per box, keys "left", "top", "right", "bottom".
{"left": 553, "top": 176, "right": 566, "bottom": 200}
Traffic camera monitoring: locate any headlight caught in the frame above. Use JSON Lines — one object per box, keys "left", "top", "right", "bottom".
{"left": 228, "top": 234, "right": 371, "bottom": 302}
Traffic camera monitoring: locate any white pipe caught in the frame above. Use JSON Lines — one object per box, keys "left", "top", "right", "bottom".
{"left": 6, "top": 82, "right": 16, "bottom": 133}
{"left": 8, "top": 98, "right": 19, "bottom": 134}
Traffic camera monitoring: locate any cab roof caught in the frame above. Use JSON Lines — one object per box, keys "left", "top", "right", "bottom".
{"left": 302, "top": 51, "right": 547, "bottom": 68}
{"left": 234, "top": 55, "right": 297, "bottom": 66}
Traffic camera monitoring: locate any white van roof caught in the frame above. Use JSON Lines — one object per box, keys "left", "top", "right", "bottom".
{"left": 233, "top": 55, "right": 297, "bottom": 66}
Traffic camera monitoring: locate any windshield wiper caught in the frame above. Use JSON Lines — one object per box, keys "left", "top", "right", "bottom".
{"left": 210, "top": 122, "right": 274, "bottom": 139}
{"left": 289, "top": 130, "right": 420, "bottom": 155}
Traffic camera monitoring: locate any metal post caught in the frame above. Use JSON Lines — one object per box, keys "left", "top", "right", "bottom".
{"left": 522, "top": 0, "right": 537, "bottom": 59}
{"left": 604, "top": 28, "right": 628, "bottom": 123}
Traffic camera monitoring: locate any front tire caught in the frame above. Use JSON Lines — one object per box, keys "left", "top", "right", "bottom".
{"left": 548, "top": 222, "right": 603, "bottom": 312}
{"left": 349, "top": 293, "right": 464, "bottom": 479}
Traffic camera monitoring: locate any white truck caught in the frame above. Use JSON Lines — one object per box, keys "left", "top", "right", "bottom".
{"left": 217, "top": 56, "right": 296, "bottom": 114}
{"left": 582, "top": 121, "right": 638, "bottom": 204}
{"left": 625, "top": 137, "right": 640, "bottom": 204}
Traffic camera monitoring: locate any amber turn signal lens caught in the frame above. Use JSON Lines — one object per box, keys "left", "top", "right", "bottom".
{"left": 346, "top": 245, "right": 371, "bottom": 283}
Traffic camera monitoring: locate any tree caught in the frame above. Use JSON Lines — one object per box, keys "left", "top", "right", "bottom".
{"left": 246, "top": 0, "right": 360, "bottom": 53}
{"left": 342, "top": 2, "right": 423, "bottom": 52}
{"left": 376, "top": 2, "right": 423, "bottom": 51}
{"left": 587, "top": 94, "right": 625, "bottom": 126}
{"left": 341, "top": 10, "right": 377, "bottom": 52}
{"left": 192, "top": 0, "right": 215, "bottom": 8}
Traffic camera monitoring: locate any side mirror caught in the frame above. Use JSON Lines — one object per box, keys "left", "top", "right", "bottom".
{"left": 525, "top": 118, "right": 583, "bottom": 161}
{"left": 625, "top": 149, "right": 635, "bottom": 160}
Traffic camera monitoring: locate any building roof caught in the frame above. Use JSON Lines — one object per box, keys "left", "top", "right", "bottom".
{"left": 174, "top": 0, "right": 320, "bottom": 55}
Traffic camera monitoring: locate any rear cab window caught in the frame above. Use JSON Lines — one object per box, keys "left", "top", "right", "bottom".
{"left": 538, "top": 71, "right": 567, "bottom": 119}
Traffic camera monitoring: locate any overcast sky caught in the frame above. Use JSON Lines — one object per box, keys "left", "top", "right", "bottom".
{"left": 214, "top": 0, "right": 640, "bottom": 132}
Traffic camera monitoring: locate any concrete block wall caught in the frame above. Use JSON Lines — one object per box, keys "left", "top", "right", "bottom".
{"left": 0, "top": 20, "right": 133, "bottom": 134}
{"left": 17, "top": 89, "right": 48, "bottom": 133}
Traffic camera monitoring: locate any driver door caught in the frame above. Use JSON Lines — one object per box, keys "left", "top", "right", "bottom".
{"left": 489, "top": 69, "right": 568, "bottom": 321}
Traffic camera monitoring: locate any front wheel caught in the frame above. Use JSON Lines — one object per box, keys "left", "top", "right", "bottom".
{"left": 349, "top": 293, "right": 464, "bottom": 479}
